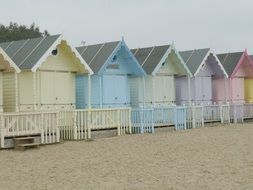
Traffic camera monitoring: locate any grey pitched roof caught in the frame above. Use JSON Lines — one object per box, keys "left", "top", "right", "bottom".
{"left": 131, "top": 45, "right": 170, "bottom": 74}
{"left": 0, "top": 34, "right": 61, "bottom": 70}
{"left": 217, "top": 52, "right": 244, "bottom": 76}
{"left": 179, "top": 48, "right": 210, "bottom": 75}
{"left": 76, "top": 41, "right": 120, "bottom": 73}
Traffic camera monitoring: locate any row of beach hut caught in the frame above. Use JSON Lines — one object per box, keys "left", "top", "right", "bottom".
{"left": 0, "top": 34, "right": 252, "bottom": 148}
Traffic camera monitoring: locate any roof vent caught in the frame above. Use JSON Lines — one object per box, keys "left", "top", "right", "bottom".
{"left": 51, "top": 49, "right": 58, "bottom": 56}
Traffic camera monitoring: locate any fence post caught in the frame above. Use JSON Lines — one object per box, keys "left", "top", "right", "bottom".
{"left": 56, "top": 112, "right": 60, "bottom": 143}
{"left": 201, "top": 106, "right": 204, "bottom": 127}
{"left": 73, "top": 111, "right": 78, "bottom": 140}
{"left": 128, "top": 108, "right": 132, "bottom": 134}
{"left": 220, "top": 105, "right": 223, "bottom": 123}
{"left": 40, "top": 113, "right": 45, "bottom": 144}
{"left": 140, "top": 108, "right": 144, "bottom": 134}
{"left": 192, "top": 106, "right": 196, "bottom": 128}
{"left": 117, "top": 110, "right": 120, "bottom": 136}
{"left": 0, "top": 115, "right": 5, "bottom": 148}
{"left": 87, "top": 110, "right": 91, "bottom": 139}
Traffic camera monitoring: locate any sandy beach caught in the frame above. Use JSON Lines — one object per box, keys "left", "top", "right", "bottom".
{"left": 0, "top": 123, "right": 253, "bottom": 190}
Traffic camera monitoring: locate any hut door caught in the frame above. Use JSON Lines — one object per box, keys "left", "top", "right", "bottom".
{"left": 165, "top": 76, "right": 175, "bottom": 103}
{"left": 114, "top": 75, "right": 128, "bottom": 106}
{"left": 154, "top": 76, "right": 174, "bottom": 105}
{"left": 40, "top": 72, "right": 55, "bottom": 106}
{"left": 154, "top": 76, "right": 165, "bottom": 104}
{"left": 194, "top": 77, "right": 202, "bottom": 101}
{"left": 232, "top": 78, "right": 244, "bottom": 102}
{"left": 103, "top": 75, "right": 117, "bottom": 106}
{"left": 55, "top": 72, "right": 74, "bottom": 105}
{"left": 245, "top": 79, "right": 253, "bottom": 103}
{"left": 103, "top": 75, "right": 128, "bottom": 107}
{"left": 202, "top": 77, "right": 212, "bottom": 102}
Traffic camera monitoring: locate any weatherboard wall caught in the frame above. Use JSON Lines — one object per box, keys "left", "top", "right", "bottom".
{"left": 178, "top": 50, "right": 228, "bottom": 105}
{"left": 76, "top": 43, "right": 144, "bottom": 108}
{"left": 131, "top": 47, "right": 190, "bottom": 107}
{"left": 216, "top": 52, "right": 253, "bottom": 103}
{"left": 3, "top": 41, "right": 89, "bottom": 112}
{"left": 245, "top": 79, "right": 253, "bottom": 103}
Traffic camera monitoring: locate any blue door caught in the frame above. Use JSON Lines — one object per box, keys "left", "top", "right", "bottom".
{"left": 103, "top": 75, "right": 128, "bottom": 107}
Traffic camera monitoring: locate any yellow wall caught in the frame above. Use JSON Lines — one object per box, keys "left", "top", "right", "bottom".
{"left": 3, "top": 72, "right": 17, "bottom": 112}
{"left": 39, "top": 41, "right": 87, "bottom": 73}
{"left": 244, "top": 79, "right": 253, "bottom": 103}
{"left": 3, "top": 40, "right": 88, "bottom": 112}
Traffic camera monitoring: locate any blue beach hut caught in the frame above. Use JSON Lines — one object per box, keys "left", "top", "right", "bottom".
{"left": 76, "top": 39, "right": 145, "bottom": 109}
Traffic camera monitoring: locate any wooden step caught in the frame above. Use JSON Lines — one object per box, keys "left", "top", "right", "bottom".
{"left": 15, "top": 143, "right": 40, "bottom": 151}
{"left": 13, "top": 137, "right": 35, "bottom": 141}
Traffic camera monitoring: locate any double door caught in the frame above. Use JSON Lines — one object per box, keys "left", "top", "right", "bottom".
{"left": 40, "top": 71, "right": 74, "bottom": 109}
{"left": 194, "top": 77, "right": 212, "bottom": 102}
{"left": 154, "top": 76, "right": 175, "bottom": 105}
{"left": 102, "top": 75, "right": 129, "bottom": 107}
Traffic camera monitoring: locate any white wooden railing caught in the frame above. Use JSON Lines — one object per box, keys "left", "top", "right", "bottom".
{"left": 230, "top": 104, "right": 244, "bottom": 123}
{"left": 153, "top": 107, "right": 174, "bottom": 126}
{"left": 203, "top": 104, "right": 230, "bottom": 124}
{"left": 0, "top": 111, "right": 60, "bottom": 148}
{"left": 186, "top": 105, "right": 204, "bottom": 129}
{"left": 220, "top": 104, "right": 230, "bottom": 124}
{"left": 131, "top": 108, "right": 154, "bottom": 133}
{"left": 59, "top": 108, "right": 132, "bottom": 140}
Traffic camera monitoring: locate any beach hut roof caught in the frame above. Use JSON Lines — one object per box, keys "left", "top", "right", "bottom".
{"left": 76, "top": 40, "right": 145, "bottom": 75}
{"left": 180, "top": 48, "right": 228, "bottom": 77}
{"left": 0, "top": 47, "right": 21, "bottom": 73}
{"left": 217, "top": 52, "right": 246, "bottom": 76}
{"left": 131, "top": 44, "right": 192, "bottom": 76}
{"left": 0, "top": 35, "right": 93, "bottom": 74}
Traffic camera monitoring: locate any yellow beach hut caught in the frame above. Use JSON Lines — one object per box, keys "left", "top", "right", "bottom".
{"left": 244, "top": 55, "right": 253, "bottom": 103}
{"left": 0, "top": 35, "right": 93, "bottom": 112}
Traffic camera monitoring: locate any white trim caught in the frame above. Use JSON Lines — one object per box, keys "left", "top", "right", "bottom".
{"left": 152, "top": 45, "right": 193, "bottom": 77}
{"left": 0, "top": 47, "right": 20, "bottom": 73}
{"left": 194, "top": 49, "right": 228, "bottom": 78}
{"left": 31, "top": 35, "right": 93, "bottom": 74}
{"left": 152, "top": 46, "right": 171, "bottom": 76}
{"left": 171, "top": 44, "right": 192, "bottom": 77}
{"left": 213, "top": 52, "right": 228, "bottom": 78}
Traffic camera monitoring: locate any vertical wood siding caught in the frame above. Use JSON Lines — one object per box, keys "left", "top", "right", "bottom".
{"left": 129, "top": 77, "right": 141, "bottom": 108}
{"left": 231, "top": 78, "right": 244, "bottom": 103}
{"left": 175, "top": 76, "right": 189, "bottom": 105}
{"left": 244, "top": 79, "right": 253, "bottom": 103}
{"left": 3, "top": 73, "right": 17, "bottom": 112}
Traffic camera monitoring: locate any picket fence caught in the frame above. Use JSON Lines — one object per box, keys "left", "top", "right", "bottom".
{"left": 59, "top": 108, "right": 131, "bottom": 140}
{"left": 131, "top": 108, "right": 154, "bottom": 133}
{"left": 203, "top": 104, "right": 230, "bottom": 124}
{"left": 0, "top": 111, "right": 60, "bottom": 148}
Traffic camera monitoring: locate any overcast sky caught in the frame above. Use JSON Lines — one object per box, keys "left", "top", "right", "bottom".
{"left": 1, "top": 0, "right": 253, "bottom": 54}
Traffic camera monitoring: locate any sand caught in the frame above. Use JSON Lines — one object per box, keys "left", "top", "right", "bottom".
{"left": 0, "top": 123, "right": 253, "bottom": 190}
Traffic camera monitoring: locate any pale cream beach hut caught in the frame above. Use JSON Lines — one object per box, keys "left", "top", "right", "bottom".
{"left": 0, "top": 35, "right": 93, "bottom": 112}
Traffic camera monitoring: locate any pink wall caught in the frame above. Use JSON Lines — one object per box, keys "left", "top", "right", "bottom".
{"left": 212, "top": 78, "right": 228, "bottom": 103}
{"left": 230, "top": 78, "right": 245, "bottom": 103}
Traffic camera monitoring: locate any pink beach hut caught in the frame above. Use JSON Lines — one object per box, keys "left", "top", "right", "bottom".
{"left": 216, "top": 51, "right": 253, "bottom": 104}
